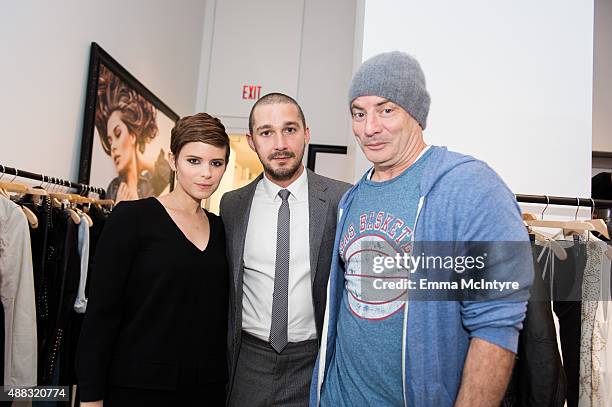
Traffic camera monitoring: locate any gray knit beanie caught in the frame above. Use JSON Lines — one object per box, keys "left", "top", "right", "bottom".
{"left": 349, "top": 51, "right": 430, "bottom": 130}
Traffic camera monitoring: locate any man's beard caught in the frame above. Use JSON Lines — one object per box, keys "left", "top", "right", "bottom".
{"left": 262, "top": 150, "right": 304, "bottom": 181}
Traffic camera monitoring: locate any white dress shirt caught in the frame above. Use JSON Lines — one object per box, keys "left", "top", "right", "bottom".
{"left": 242, "top": 169, "right": 317, "bottom": 342}
{"left": 0, "top": 196, "right": 37, "bottom": 386}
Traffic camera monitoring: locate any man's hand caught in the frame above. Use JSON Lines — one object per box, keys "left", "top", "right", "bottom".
{"left": 454, "top": 338, "right": 515, "bottom": 407}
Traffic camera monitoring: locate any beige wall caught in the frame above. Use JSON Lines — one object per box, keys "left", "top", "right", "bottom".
{"left": 196, "top": 0, "right": 358, "bottom": 184}
{"left": 593, "top": 0, "right": 612, "bottom": 152}
{"left": 0, "top": 0, "right": 209, "bottom": 183}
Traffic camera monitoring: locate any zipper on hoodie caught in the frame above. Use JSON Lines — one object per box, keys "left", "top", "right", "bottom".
{"left": 402, "top": 195, "right": 425, "bottom": 407}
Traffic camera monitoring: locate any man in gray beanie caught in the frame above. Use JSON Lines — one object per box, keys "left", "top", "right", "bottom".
{"left": 310, "top": 51, "right": 533, "bottom": 406}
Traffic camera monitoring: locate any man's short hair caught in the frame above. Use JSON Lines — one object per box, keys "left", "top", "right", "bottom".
{"left": 248, "top": 92, "right": 306, "bottom": 134}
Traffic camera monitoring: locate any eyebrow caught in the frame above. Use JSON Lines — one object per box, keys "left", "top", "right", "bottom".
{"left": 351, "top": 98, "right": 391, "bottom": 110}
{"left": 184, "top": 155, "right": 225, "bottom": 161}
{"left": 255, "top": 121, "right": 301, "bottom": 132}
{"left": 255, "top": 124, "right": 272, "bottom": 132}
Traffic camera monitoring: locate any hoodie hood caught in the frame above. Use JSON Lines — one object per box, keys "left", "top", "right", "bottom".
{"left": 418, "top": 146, "right": 477, "bottom": 196}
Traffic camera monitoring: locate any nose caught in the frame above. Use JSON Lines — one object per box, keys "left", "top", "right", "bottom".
{"left": 364, "top": 113, "right": 382, "bottom": 137}
{"left": 273, "top": 133, "right": 288, "bottom": 151}
{"left": 201, "top": 164, "right": 213, "bottom": 179}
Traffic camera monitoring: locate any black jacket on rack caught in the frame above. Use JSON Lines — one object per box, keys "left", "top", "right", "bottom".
{"left": 40, "top": 208, "right": 81, "bottom": 386}
{"left": 502, "top": 253, "right": 567, "bottom": 406}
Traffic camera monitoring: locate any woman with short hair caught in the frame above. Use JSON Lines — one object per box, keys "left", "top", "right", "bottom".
{"left": 77, "top": 112, "right": 231, "bottom": 406}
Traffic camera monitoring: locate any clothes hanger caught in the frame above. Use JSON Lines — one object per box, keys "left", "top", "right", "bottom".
{"left": 63, "top": 183, "right": 94, "bottom": 226}
{"left": 0, "top": 181, "right": 28, "bottom": 194}
{"left": 94, "top": 198, "right": 115, "bottom": 207}
{"left": 0, "top": 166, "right": 10, "bottom": 198}
{"left": 0, "top": 169, "right": 39, "bottom": 228}
{"left": 562, "top": 198, "right": 595, "bottom": 237}
{"left": 0, "top": 168, "right": 28, "bottom": 194}
{"left": 89, "top": 196, "right": 115, "bottom": 210}
{"left": 71, "top": 195, "right": 94, "bottom": 227}
{"left": 586, "top": 198, "right": 610, "bottom": 240}
{"left": 78, "top": 184, "right": 114, "bottom": 209}
{"left": 48, "top": 180, "right": 81, "bottom": 224}
{"left": 14, "top": 170, "right": 50, "bottom": 197}
{"left": 21, "top": 206, "right": 38, "bottom": 229}
{"left": 522, "top": 198, "right": 567, "bottom": 260}
{"left": 64, "top": 182, "right": 82, "bottom": 225}
{"left": 588, "top": 199, "right": 612, "bottom": 260}
{"left": 524, "top": 196, "right": 595, "bottom": 233}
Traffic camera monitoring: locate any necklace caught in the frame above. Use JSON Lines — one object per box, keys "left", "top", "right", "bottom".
{"left": 168, "top": 193, "right": 205, "bottom": 218}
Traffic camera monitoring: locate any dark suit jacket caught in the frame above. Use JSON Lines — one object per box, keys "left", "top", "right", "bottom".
{"left": 219, "top": 169, "right": 350, "bottom": 395}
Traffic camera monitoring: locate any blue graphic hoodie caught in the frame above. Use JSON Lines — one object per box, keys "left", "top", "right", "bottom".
{"left": 310, "top": 146, "right": 534, "bottom": 406}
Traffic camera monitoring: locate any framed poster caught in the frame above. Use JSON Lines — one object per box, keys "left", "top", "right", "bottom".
{"left": 78, "top": 42, "right": 178, "bottom": 203}
{"left": 306, "top": 144, "right": 349, "bottom": 181}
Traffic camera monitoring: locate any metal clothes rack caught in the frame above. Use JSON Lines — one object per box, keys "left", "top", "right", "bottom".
{"left": 0, "top": 164, "right": 106, "bottom": 198}
{"left": 515, "top": 194, "right": 612, "bottom": 209}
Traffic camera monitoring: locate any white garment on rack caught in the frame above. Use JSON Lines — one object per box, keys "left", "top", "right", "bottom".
{"left": 73, "top": 214, "right": 90, "bottom": 314}
{"left": 0, "top": 196, "right": 37, "bottom": 386}
{"left": 579, "top": 234, "right": 612, "bottom": 407}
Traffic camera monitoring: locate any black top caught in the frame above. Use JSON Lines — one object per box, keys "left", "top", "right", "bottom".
{"left": 592, "top": 172, "right": 612, "bottom": 200}
{"left": 76, "top": 197, "right": 228, "bottom": 401}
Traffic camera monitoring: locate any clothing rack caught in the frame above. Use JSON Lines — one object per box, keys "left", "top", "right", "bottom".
{"left": 0, "top": 164, "right": 106, "bottom": 198}
{"left": 516, "top": 194, "right": 612, "bottom": 209}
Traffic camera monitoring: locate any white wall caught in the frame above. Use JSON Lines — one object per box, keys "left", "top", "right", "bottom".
{"left": 355, "top": 0, "right": 594, "bottom": 200}
{"left": 593, "top": 0, "right": 612, "bottom": 152}
{"left": 200, "top": 0, "right": 357, "bottom": 183}
{"left": 0, "top": 0, "right": 208, "bottom": 184}
{"left": 205, "top": 0, "right": 304, "bottom": 127}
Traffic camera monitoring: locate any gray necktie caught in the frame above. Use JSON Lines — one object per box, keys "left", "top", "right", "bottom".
{"left": 270, "top": 189, "right": 290, "bottom": 353}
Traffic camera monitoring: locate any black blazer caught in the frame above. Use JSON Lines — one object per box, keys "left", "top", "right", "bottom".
{"left": 219, "top": 169, "right": 351, "bottom": 396}
{"left": 76, "top": 198, "right": 229, "bottom": 402}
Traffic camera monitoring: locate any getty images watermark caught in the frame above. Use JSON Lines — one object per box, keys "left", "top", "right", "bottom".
{"left": 371, "top": 252, "right": 520, "bottom": 292}
{"left": 353, "top": 241, "right": 534, "bottom": 302}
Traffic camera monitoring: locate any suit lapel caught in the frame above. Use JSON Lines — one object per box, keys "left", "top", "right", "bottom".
{"left": 233, "top": 174, "right": 262, "bottom": 293}
{"left": 307, "top": 169, "right": 329, "bottom": 285}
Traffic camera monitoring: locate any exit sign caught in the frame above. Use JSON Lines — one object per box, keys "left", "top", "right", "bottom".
{"left": 242, "top": 85, "right": 262, "bottom": 100}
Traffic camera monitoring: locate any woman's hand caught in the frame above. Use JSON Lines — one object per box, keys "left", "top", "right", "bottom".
{"left": 116, "top": 182, "right": 138, "bottom": 203}
{"left": 80, "top": 401, "right": 103, "bottom": 407}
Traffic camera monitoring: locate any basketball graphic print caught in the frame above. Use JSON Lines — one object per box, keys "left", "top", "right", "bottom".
{"left": 344, "top": 234, "right": 408, "bottom": 320}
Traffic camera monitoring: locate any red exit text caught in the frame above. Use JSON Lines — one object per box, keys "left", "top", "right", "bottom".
{"left": 242, "top": 85, "right": 262, "bottom": 100}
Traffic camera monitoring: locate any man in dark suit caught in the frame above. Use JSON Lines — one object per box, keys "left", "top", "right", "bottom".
{"left": 220, "top": 93, "right": 350, "bottom": 406}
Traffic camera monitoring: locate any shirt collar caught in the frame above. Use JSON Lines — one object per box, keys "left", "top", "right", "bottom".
{"left": 367, "top": 145, "right": 431, "bottom": 180}
{"left": 261, "top": 166, "right": 308, "bottom": 202}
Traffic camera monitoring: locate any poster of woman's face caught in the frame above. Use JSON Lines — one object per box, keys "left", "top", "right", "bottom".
{"left": 79, "top": 43, "right": 178, "bottom": 203}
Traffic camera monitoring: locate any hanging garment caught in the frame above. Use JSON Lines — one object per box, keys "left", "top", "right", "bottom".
{"left": 579, "top": 236, "right": 612, "bottom": 406}
{"left": 39, "top": 208, "right": 80, "bottom": 386}
{"left": 73, "top": 214, "right": 90, "bottom": 314}
{"left": 19, "top": 195, "right": 52, "bottom": 357}
{"left": 502, "top": 251, "right": 567, "bottom": 406}
{"left": 537, "top": 237, "right": 587, "bottom": 407}
{"left": 0, "top": 196, "right": 37, "bottom": 386}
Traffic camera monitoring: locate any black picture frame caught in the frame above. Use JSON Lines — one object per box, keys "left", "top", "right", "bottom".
{"left": 306, "top": 144, "right": 348, "bottom": 172}
{"left": 78, "top": 42, "right": 179, "bottom": 201}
